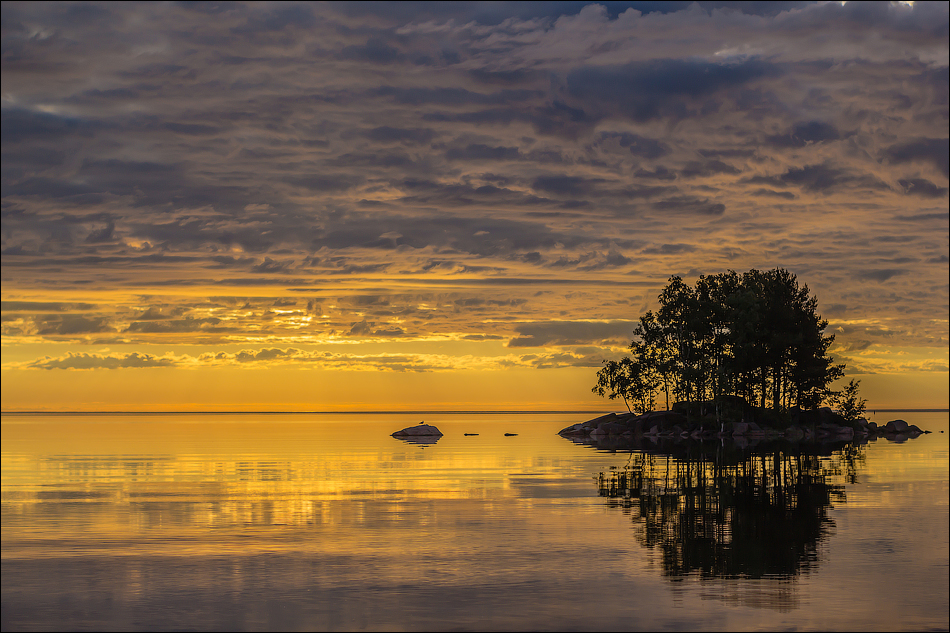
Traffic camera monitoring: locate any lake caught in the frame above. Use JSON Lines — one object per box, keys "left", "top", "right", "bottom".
{"left": 2, "top": 410, "right": 948, "bottom": 631}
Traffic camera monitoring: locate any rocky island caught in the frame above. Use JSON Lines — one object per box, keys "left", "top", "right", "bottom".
{"left": 581, "top": 268, "right": 928, "bottom": 449}
{"left": 560, "top": 396, "right": 928, "bottom": 448}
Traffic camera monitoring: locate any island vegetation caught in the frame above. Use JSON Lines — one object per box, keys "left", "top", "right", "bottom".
{"left": 570, "top": 268, "right": 926, "bottom": 444}
{"left": 593, "top": 268, "right": 851, "bottom": 416}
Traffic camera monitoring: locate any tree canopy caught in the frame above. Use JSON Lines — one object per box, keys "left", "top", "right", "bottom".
{"left": 594, "top": 268, "right": 845, "bottom": 415}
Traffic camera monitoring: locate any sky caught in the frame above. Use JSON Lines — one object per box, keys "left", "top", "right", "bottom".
{"left": 1, "top": 1, "right": 948, "bottom": 412}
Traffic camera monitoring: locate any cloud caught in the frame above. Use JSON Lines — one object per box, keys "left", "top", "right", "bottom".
{"left": 599, "top": 131, "right": 671, "bottom": 159}
{"left": 652, "top": 197, "right": 726, "bottom": 216}
{"left": 1, "top": 0, "right": 947, "bottom": 392}
{"left": 532, "top": 175, "right": 606, "bottom": 197}
{"left": 507, "top": 320, "right": 638, "bottom": 348}
{"left": 856, "top": 269, "right": 909, "bottom": 282}
{"left": 363, "top": 126, "right": 438, "bottom": 145}
{"left": 898, "top": 178, "right": 949, "bottom": 198}
{"left": 1, "top": 301, "right": 98, "bottom": 312}
{"left": 34, "top": 315, "right": 114, "bottom": 336}
{"left": 23, "top": 351, "right": 180, "bottom": 370}
{"left": 564, "top": 58, "right": 781, "bottom": 123}
{"left": 766, "top": 121, "right": 844, "bottom": 148}
{"left": 747, "top": 164, "right": 886, "bottom": 194}
{"left": 883, "top": 138, "right": 950, "bottom": 177}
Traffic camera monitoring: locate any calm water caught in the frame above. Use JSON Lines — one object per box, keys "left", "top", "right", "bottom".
{"left": 2, "top": 411, "right": 948, "bottom": 631}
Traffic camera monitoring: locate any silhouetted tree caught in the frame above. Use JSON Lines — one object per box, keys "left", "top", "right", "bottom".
{"left": 595, "top": 268, "right": 849, "bottom": 413}
{"left": 832, "top": 379, "right": 867, "bottom": 422}
{"left": 593, "top": 355, "right": 660, "bottom": 414}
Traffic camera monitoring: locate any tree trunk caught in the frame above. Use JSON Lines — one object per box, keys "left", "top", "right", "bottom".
{"left": 772, "top": 365, "right": 781, "bottom": 410}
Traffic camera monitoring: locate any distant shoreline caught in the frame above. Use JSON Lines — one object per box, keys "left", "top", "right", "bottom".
{"left": 0, "top": 409, "right": 616, "bottom": 416}
{"left": 2, "top": 409, "right": 947, "bottom": 417}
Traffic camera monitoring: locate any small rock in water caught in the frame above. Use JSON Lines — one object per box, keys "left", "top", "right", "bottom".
{"left": 392, "top": 424, "right": 443, "bottom": 437}
{"left": 504, "top": 432, "right": 518, "bottom": 436}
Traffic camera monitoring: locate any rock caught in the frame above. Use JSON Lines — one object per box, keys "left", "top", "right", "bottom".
{"left": 392, "top": 424, "right": 443, "bottom": 437}
{"left": 504, "top": 432, "right": 518, "bottom": 436}
{"left": 885, "top": 419, "right": 909, "bottom": 433}
{"left": 599, "top": 422, "right": 628, "bottom": 435}
{"left": 586, "top": 412, "right": 619, "bottom": 426}
{"left": 832, "top": 426, "right": 854, "bottom": 441}
{"left": 557, "top": 423, "right": 587, "bottom": 436}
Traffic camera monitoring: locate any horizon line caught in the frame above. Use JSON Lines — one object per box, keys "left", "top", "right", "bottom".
{"left": 2, "top": 408, "right": 947, "bottom": 416}
{"left": 0, "top": 409, "right": 615, "bottom": 416}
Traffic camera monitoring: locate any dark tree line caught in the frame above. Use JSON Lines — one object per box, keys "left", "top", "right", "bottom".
{"left": 594, "top": 269, "right": 846, "bottom": 415}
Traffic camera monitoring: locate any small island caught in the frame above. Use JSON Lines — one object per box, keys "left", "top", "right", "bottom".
{"left": 559, "top": 398, "right": 927, "bottom": 446}
{"left": 571, "top": 268, "right": 928, "bottom": 446}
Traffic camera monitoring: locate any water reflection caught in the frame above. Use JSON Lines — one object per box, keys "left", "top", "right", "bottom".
{"left": 393, "top": 434, "right": 442, "bottom": 445}
{"left": 4, "top": 415, "right": 946, "bottom": 630}
{"left": 595, "top": 443, "right": 865, "bottom": 608}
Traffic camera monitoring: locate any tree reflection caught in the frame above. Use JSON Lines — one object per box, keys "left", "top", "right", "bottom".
{"left": 597, "top": 444, "right": 865, "bottom": 580}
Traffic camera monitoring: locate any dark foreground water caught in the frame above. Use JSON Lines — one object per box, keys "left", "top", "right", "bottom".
{"left": 2, "top": 411, "right": 948, "bottom": 631}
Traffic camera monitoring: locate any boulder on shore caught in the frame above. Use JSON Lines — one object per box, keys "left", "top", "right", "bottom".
{"left": 392, "top": 424, "right": 443, "bottom": 437}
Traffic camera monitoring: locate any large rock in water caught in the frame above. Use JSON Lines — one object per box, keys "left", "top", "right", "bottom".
{"left": 392, "top": 424, "right": 443, "bottom": 437}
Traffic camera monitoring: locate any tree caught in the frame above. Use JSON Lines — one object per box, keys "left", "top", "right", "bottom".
{"left": 594, "top": 268, "right": 849, "bottom": 415}
{"left": 832, "top": 379, "right": 867, "bottom": 423}
{"left": 593, "top": 358, "right": 636, "bottom": 413}
{"left": 632, "top": 311, "right": 676, "bottom": 410}
{"left": 592, "top": 355, "right": 660, "bottom": 415}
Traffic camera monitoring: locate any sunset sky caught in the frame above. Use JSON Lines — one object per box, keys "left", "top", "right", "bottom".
{"left": 2, "top": 1, "right": 947, "bottom": 412}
